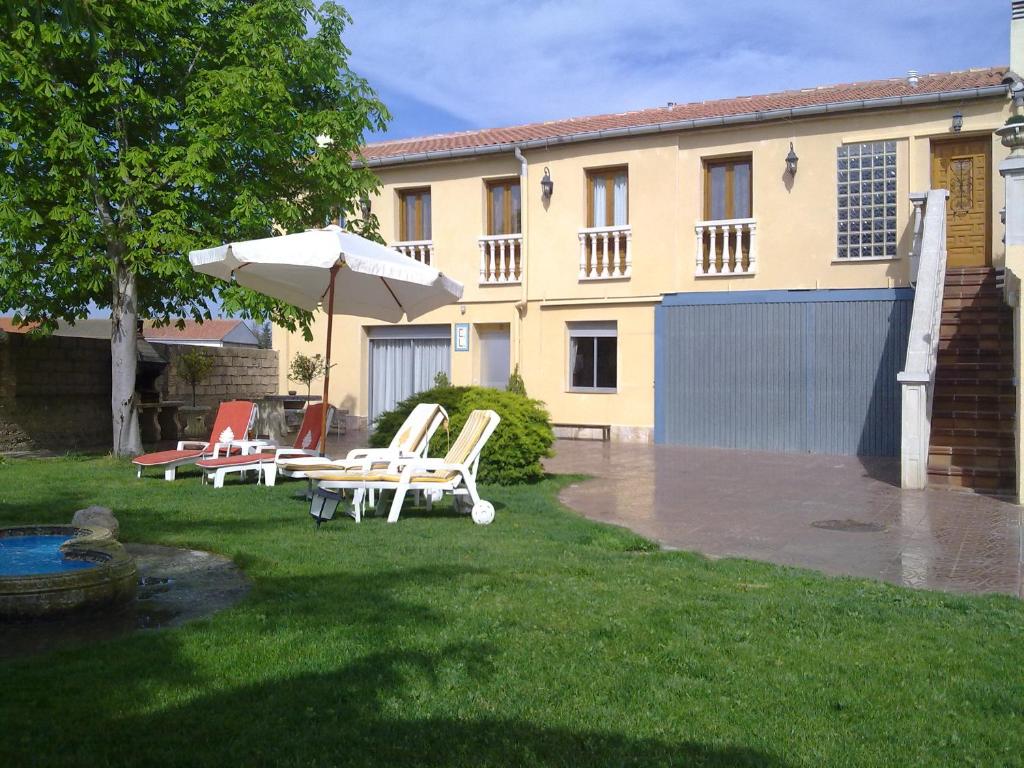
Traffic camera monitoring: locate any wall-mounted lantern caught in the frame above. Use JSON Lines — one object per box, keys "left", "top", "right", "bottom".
{"left": 785, "top": 142, "right": 799, "bottom": 177}
{"left": 540, "top": 167, "right": 554, "bottom": 199}
{"left": 951, "top": 110, "right": 964, "bottom": 133}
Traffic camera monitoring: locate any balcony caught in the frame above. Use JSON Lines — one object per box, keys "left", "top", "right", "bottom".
{"left": 694, "top": 218, "right": 757, "bottom": 277}
{"left": 578, "top": 225, "right": 631, "bottom": 280}
{"left": 393, "top": 239, "right": 433, "bottom": 266}
{"left": 478, "top": 234, "right": 523, "bottom": 285}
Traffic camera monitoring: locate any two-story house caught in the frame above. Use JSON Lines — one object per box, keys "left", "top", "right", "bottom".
{"left": 277, "top": 5, "right": 1024, "bottom": 494}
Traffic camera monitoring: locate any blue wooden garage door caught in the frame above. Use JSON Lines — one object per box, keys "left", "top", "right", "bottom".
{"left": 654, "top": 289, "right": 913, "bottom": 456}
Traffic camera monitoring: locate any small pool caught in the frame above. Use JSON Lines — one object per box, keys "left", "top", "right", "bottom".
{"left": 0, "top": 535, "right": 98, "bottom": 576}
{"left": 0, "top": 525, "right": 136, "bottom": 618}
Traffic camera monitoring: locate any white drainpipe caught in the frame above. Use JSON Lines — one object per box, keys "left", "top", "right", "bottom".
{"left": 514, "top": 146, "right": 528, "bottom": 370}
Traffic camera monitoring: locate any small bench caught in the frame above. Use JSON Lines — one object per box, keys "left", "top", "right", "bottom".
{"left": 552, "top": 423, "right": 611, "bottom": 442}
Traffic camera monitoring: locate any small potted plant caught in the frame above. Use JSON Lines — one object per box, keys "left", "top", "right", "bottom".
{"left": 177, "top": 349, "right": 215, "bottom": 438}
{"left": 996, "top": 114, "right": 1024, "bottom": 156}
{"left": 288, "top": 352, "right": 328, "bottom": 400}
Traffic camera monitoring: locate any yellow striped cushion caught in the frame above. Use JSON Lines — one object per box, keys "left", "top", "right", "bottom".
{"left": 443, "top": 410, "right": 489, "bottom": 465}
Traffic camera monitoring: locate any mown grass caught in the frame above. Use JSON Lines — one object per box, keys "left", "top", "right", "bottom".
{"left": 0, "top": 456, "right": 1021, "bottom": 767}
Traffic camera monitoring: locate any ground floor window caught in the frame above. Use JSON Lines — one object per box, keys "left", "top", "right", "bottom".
{"left": 367, "top": 325, "right": 450, "bottom": 422}
{"left": 568, "top": 321, "right": 617, "bottom": 392}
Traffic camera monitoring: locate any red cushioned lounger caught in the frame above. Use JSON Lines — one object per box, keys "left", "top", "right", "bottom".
{"left": 131, "top": 400, "right": 256, "bottom": 481}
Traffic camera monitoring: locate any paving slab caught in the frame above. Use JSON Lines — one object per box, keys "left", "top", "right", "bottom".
{"left": 544, "top": 439, "right": 1023, "bottom": 597}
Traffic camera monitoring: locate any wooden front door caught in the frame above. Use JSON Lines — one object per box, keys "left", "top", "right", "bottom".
{"left": 930, "top": 137, "right": 991, "bottom": 267}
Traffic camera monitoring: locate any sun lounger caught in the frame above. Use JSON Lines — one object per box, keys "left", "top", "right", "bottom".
{"left": 305, "top": 409, "right": 500, "bottom": 525}
{"left": 195, "top": 403, "right": 334, "bottom": 489}
{"left": 131, "top": 400, "right": 257, "bottom": 481}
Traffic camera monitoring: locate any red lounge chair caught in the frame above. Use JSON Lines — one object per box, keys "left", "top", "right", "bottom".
{"left": 196, "top": 403, "right": 334, "bottom": 489}
{"left": 132, "top": 400, "right": 257, "bottom": 481}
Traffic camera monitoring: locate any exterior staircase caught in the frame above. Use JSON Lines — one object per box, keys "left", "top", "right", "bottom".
{"left": 928, "top": 266, "right": 1016, "bottom": 494}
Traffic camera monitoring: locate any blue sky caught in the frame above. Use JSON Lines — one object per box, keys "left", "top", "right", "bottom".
{"left": 339, "top": 0, "right": 1009, "bottom": 143}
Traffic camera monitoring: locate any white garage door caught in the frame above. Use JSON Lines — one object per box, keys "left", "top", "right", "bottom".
{"left": 368, "top": 325, "right": 451, "bottom": 423}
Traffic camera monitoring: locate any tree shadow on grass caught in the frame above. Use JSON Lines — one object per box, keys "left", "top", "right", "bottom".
{"left": 57, "top": 644, "right": 790, "bottom": 768}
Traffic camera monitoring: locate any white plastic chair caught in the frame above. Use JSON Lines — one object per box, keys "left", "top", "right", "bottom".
{"left": 306, "top": 409, "right": 500, "bottom": 525}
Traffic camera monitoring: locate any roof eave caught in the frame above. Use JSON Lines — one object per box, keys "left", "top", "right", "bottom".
{"left": 358, "top": 84, "right": 1008, "bottom": 169}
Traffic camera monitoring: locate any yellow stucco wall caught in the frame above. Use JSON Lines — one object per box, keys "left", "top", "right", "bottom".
{"left": 277, "top": 96, "right": 1012, "bottom": 439}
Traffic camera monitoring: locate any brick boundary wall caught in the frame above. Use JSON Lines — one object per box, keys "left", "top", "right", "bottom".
{"left": 0, "top": 332, "right": 111, "bottom": 452}
{"left": 0, "top": 332, "right": 279, "bottom": 452}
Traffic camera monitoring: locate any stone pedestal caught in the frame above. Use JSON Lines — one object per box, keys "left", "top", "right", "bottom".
{"left": 180, "top": 406, "right": 210, "bottom": 440}
{"left": 157, "top": 401, "right": 183, "bottom": 442}
{"left": 139, "top": 404, "right": 162, "bottom": 443}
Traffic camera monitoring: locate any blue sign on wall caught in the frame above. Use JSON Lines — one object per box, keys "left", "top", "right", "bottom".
{"left": 454, "top": 323, "right": 470, "bottom": 352}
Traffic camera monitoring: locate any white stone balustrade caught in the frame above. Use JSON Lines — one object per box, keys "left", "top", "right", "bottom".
{"left": 898, "top": 189, "right": 948, "bottom": 490}
{"left": 392, "top": 240, "right": 434, "bottom": 266}
{"left": 694, "top": 218, "right": 757, "bottom": 276}
{"left": 477, "top": 234, "right": 523, "bottom": 284}
{"left": 578, "top": 225, "right": 632, "bottom": 280}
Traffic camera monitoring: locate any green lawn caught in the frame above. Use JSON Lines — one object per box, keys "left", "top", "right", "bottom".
{"left": 0, "top": 456, "right": 1021, "bottom": 767}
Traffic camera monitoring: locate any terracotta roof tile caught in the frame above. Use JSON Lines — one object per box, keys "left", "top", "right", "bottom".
{"left": 362, "top": 67, "right": 1007, "bottom": 164}
{"left": 144, "top": 319, "right": 246, "bottom": 341}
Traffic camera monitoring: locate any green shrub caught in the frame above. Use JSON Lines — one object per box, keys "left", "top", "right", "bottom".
{"left": 369, "top": 385, "right": 554, "bottom": 485}
{"left": 507, "top": 364, "right": 526, "bottom": 396}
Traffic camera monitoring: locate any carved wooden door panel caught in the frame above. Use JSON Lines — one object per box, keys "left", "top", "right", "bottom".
{"left": 931, "top": 137, "right": 990, "bottom": 267}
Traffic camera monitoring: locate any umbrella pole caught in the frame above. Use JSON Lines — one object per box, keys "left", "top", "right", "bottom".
{"left": 320, "top": 265, "right": 338, "bottom": 452}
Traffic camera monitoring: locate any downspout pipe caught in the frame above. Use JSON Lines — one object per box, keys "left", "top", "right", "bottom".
{"left": 513, "top": 146, "right": 528, "bottom": 372}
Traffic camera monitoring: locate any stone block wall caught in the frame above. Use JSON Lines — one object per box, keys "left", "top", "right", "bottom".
{"left": 156, "top": 345, "right": 279, "bottom": 430}
{"left": 0, "top": 332, "right": 111, "bottom": 452}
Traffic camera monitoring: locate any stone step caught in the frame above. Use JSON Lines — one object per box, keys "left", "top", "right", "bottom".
{"left": 941, "top": 296, "right": 1009, "bottom": 311}
{"left": 930, "top": 428, "right": 1015, "bottom": 447}
{"left": 937, "top": 348, "right": 1013, "bottom": 364}
{"left": 927, "top": 465, "right": 1015, "bottom": 493}
{"left": 932, "top": 416, "right": 1012, "bottom": 432}
{"left": 932, "top": 381, "right": 1016, "bottom": 397}
{"left": 937, "top": 335, "right": 1012, "bottom": 351}
{"left": 935, "top": 360, "right": 1014, "bottom": 376}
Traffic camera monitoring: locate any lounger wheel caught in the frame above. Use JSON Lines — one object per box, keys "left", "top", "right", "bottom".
{"left": 471, "top": 501, "right": 495, "bottom": 525}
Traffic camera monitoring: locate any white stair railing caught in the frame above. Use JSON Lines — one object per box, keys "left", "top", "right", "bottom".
{"left": 898, "top": 188, "right": 949, "bottom": 489}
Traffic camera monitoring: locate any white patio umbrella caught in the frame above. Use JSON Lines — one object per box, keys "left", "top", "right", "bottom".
{"left": 189, "top": 225, "right": 463, "bottom": 445}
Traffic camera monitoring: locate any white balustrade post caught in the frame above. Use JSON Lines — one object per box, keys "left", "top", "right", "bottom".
{"left": 479, "top": 241, "right": 487, "bottom": 283}
{"left": 624, "top": 230, "right": 632, "bottom": 278}
{"left": 598, "top": 232, "right": 608, "bottom": 278}
{"left": 708, "top": 226, "right": 719, "bottom": 275}
{"left": 579, "top": 234, "right": 587, "bottom": 279}
{"left": 499, "top": 239, "right": 507, "bottom": 283}
{"left": 747, "top": 222, "right": 757, "bottom": 274}
{"left": 695, "top": 226, "right": 705, "bottom": 275}
{"left": 613, "top": 232, "right": 621, "bottom": 277}
{"left": 733, "top": 223, "right": 745, "bottom": 273}
{"left": 488, "top": 240, "right": 497, "bottom": 284}
{"left": 721, "top": 226, "right": 732, "bottom": 275}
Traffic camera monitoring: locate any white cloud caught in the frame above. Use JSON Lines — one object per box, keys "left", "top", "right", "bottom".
{"left": 340, "top": 0, "right": 1007, "bottom": 135}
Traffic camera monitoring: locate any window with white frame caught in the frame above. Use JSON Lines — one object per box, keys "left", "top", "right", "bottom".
{"left": 568, "top": 321, "right": 617, "bottom": 392}
{"left": 837, "top": 141, "right": 897, "bottom": 259}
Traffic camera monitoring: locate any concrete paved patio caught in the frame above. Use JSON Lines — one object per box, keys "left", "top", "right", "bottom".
{"left": 544, "top": 439, "right": 1023, "bottom": 598}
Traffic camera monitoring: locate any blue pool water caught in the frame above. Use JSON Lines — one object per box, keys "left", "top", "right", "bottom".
{"left": 0, "top": 535, "right": 97, "bottom": 576}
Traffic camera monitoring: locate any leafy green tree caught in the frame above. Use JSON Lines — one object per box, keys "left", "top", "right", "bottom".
{"left": 287, "top": 352, "right": 327, "bottom": 400}
{"left": 176, "top": 348, "right": 214, "bottom": 408}
{"left": 0, "top": 1, "right": 387, "bottom": 455}
{"left": 257, "top": 321, "right": 273, "bottom": 350}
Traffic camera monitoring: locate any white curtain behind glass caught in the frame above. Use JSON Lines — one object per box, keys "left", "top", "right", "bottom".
{"left": 369, "top": 338, "right": 450, "bottom": 423}
{"left": 613, "top": 173, "right": 627, "bottom": 225}
{"left": 592, "top": 181, "right": 607, "bottom": 227}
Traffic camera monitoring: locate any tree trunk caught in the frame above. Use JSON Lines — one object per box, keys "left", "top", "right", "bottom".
{"left": 111, "top": 249, "right": 142, "bottom": 456}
